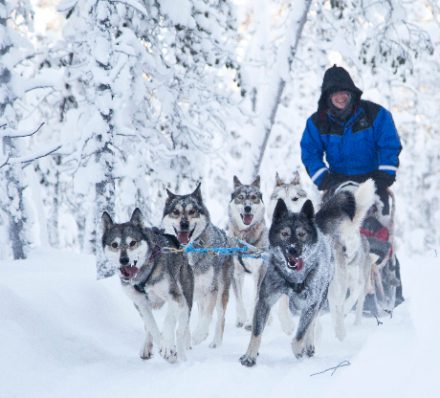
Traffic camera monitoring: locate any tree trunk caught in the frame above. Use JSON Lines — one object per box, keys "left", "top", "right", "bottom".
{"left": 253, "top": 0, "right": 313, "bottom": 177}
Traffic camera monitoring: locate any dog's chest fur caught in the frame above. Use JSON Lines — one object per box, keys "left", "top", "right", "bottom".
{"left": 228, "top": 220, "right": 268, "bottom": 249}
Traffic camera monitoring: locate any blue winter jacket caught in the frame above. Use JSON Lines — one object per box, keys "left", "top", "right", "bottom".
{"left": 300, "top": 100, "right": 402, "bottom": 188}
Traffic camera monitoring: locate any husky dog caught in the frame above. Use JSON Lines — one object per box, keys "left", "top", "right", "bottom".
{"left": 227, "top": 176, "right": 268, "bottom": 330}
{"left": 326, "top": 180, "right": 375, "bottom": 341}
{"left": 162, "top": 183, "right": 233, "bottom": 348}
{"left": 269, "top": 171, "right": 310, "bottom": 335}
{"left": 240, "top": 191, "right": 356, "bottom": 367}
{"left": 102, "top": 209, "right": 194, "bottom": 363}
{"left": 269, "top": 171, "right": 309, "bottom": 217}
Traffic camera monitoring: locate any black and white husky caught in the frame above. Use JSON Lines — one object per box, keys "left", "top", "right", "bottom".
{"left": 326, "top": 180, "right": 376, "bottom": 340}
{"left": 268, "top": 171, "right": 313, "bottom": 335}
{"left": 240, "top": 191, "right": 356, "bottom": 367}
{"left": 101, "top": 209, "right": 194, "bottom": 363}
{"left": 227, "top": 176, "right": 268, "bottom": 330}
{"left": 162, "top": 183, "right": 234, "bottom": 348}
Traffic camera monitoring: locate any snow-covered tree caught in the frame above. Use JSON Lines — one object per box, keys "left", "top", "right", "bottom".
{"left": 0, "top": 0, "right": 37, "bottom": 259}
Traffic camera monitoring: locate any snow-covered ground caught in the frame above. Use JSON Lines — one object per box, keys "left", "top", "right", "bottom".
{"left": 1, "top": 249, "right": 439, "bottom": 398}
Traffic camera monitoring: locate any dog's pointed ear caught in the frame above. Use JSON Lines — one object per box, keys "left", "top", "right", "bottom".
{"left": 275, "top": 172, "right": 284, "bottom": 187}
{"left": 300, "top": 199, "right": 314, "bottom": 219}
{"left": 273, "top": 199, "right": 288, "bottom": 222}
{"left": 166, "top": 188, "right": 176, "bottom": 199}
{"left": 130, "top": 208, "right": 143, "bottom": 227}
{"left": 101, "top": 212, "right": 113, "bottom": 231}
{"left": 192, "top": 181, "right": 202, "bottom": 200}
{"left": 233, "top": 176, "right": 242, "bottom": 189}
{"left": 291, "top": 170, "right": 301, "bottom": 185}
{"left": 251, "top": 175, "right": 261, "bottom": 188}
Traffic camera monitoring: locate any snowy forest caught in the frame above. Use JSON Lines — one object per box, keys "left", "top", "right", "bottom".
{"left": 1, "top": 0, "right": 439, "bottom": 268}
{"left": 2, "top": 1, "right": 440, "bottom": 397}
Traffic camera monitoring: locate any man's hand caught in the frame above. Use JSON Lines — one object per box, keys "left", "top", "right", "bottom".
{"left": 318, "top": 172, "right": 334, "bottom": 191}
{"left": 372, "top": 171, "right": 395, "bottom": 190}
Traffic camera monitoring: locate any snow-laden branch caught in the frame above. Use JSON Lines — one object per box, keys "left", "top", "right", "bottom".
{"left": 0, "top": 144, "right": 62, "bottom": 169}
{"left": 108, "top": 0, "right": 148, "bottom": 16}
{"left": 0, "top": 154, "right": 10, "bottom": 169}
{"left": 1, "top": 122, "right": 45, "bottom": 139}
{"left": 17, "top": 145, "right": 62, "bottom": 165}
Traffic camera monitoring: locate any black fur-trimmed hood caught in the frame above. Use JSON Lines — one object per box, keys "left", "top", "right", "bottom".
{"left": 318, "top": 65, "right": 363, "bottom": 110}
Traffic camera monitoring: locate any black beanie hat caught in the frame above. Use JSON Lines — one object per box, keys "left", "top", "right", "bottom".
{"left": 318, "top": 65, "right": 363, "bottom": 110}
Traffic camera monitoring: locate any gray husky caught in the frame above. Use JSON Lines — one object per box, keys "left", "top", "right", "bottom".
{"left": 102, "top": 209, "right": 194, "bottom": 363}
{"left": 269, "top": 171, "right": 312, "bottom": 335}
{"left": 227, "top": 176, "right": 268, "bottom": 330}
{"left": 240, "top": 191, "right": 356, "bottom": 367}
{"left": 162, "top": 183, "right": 234, "bottom": 348}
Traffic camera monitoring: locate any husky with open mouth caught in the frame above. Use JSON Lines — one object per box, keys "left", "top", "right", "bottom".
{"left": 162, "top": 183, "right": 233, "bottom": 348}
{"left": 240, "top": 190, "right": 356, "bottom": 367}
{"left": 227, "top": 175, "right": 268, "bottom": 330}
{"left": 101, "top": 209, "right": 194, "bottom": 363}
{"left": 268, "top": 171, "right": 313, "bottom": 335}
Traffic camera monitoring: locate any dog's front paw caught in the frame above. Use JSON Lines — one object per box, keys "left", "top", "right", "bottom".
{"left": 140, "top": 342, "right": 153, "bottom": 360}
{"left": 244, "top": 323, "right": 253, "bottom": 332}
{"left": 159, "top": 345, "right": 177, "bottom": 363}
{"left": 292, "top": 338, "right": 305, "bottom": 359}
{"left": 208, "top": 341, "right": 220, "bottom": 349}
{"left": 306, "top": 344, "right": 315, "bottom": 358}
{"left": 240, "top": 354, "right": 256, "bottom": 367}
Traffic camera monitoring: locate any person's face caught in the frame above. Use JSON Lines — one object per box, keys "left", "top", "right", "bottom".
{"left": 330, "top": 91, "right": 351, "bottom": 110}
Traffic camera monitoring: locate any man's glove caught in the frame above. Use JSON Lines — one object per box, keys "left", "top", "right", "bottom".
{"left": 318, "top": 172, "right": 334, "bottom": 191}
{"left": 372, "top": 170, "right": 395, "bottom": 191}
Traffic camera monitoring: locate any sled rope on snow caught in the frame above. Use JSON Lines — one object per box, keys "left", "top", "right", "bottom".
{"left": 161, "top": 239, "right": 268, "bottom": 259}
{"left": 310, "top": 360, "right": 351, "bottom": 377}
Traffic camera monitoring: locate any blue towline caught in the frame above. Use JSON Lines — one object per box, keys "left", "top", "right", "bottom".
{"left": 182, "top": 240, "right": 263, "bottom": 258}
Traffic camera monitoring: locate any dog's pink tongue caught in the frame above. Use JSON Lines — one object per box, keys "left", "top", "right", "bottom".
{"left": 243, "top": 214, "right": 253, "bottom": 225}
{"left": 177, "top": 231, "right": 190, "bottom": 245}
{"left": 288, "top": 256, "right": 304, "bottom": 271}
{"left": 120, "top": 265, "right": 139, "bottom": 279}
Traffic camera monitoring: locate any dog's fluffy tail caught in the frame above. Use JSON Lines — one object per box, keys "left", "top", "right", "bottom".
{"left": 316, "top": 179, "right": 375, "bottom": 235}
{"left": 352, "top": 179, "right": 376, "bottom": 229}
{"left": 316, "top": 190, "right": 355, "bottom": 234}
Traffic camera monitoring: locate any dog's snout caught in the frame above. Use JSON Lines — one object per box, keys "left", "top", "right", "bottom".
{"left": 287, "top": 246, "right": 298, "bottom": 256}
{"left": 180, "top": 219, "right": 190, "bottom": 230}
{"left": 244, "top": 205, "right": 252, "bottom": 214}
{"left": 120, "top": 256, "right": 130, "bottom": 266}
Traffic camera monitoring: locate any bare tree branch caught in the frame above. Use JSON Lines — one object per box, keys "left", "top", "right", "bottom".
{"left": 1, "top": 122, "right": 45, "bottom": 139}
{"left": 16, "top": 145, "right": 62, "bottom": 165}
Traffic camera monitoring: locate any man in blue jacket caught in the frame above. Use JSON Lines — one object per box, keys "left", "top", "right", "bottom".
{"left": 300, "top": 64, "right": 403, "bottom": 307}
{"left": 301, "top": 65, "right": 401, "bottom": 215}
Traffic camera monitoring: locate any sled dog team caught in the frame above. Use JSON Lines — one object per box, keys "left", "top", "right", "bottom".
{"left": 102, "top": 173, "right": 379, "bottom": 366}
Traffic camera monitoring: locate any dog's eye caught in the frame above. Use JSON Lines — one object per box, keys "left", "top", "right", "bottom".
{"left": 292, "top": 197, "right": 298, "bottom": 202}
{"left": 129, "top": 240, "right": 137, "bottom": 247}
{"left": 238, "top": 194, "right": 244, "bottom": 201}
{"left": 172, "top": 209, "right": 180, "bottom": 216}
{"left": 188, "top": 209, "right": 195, "bottom": 216}
{"left": 111, "top": 242, "right": 118, "bottom": 249}
{"left": 280, "top": 229, "right": 291, "bottom": 238}
{"left": 297, "top": 229, "right": 307, "bottom": 240}
{"left": 250, "top": 195, "right": 257, "bottom": 201}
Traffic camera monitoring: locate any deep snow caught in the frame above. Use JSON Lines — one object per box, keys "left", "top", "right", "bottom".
{"left": 0, "top": 249, "right": 439, "bottom": 398}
